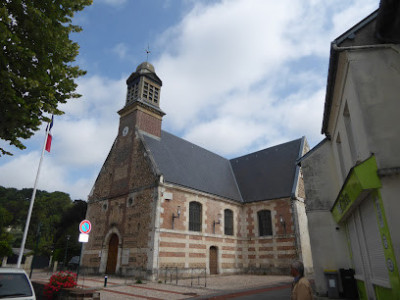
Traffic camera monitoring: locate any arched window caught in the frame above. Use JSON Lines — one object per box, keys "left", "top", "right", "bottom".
{"left": 258, "top": 210, "right": 272, "bottom": 236}
{"left": 189, "top": 201, "right": 202, "bottom": 232}
{"left": 224, "top": 209, "right": 234, "bottom": 235}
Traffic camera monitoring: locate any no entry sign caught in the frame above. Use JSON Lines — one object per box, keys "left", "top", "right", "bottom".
{"left": 79, "top": 220, "right": 92, "bottom": 234}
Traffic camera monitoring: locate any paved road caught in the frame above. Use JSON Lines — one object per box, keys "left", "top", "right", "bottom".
{"left": 229, "top": 287, "right": 290, "bottom": 300}
{"left": 31, "top": 271, "right": 296, "bottom": 299}
{"left": 192, "top": 284, "right": 291, "bottom": 299}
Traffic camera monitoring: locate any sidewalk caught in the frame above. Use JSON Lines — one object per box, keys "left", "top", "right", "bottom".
{"left": 31, "top": 271, "right": 293, "bottom": 299}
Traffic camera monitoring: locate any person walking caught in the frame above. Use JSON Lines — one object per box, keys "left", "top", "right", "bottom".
{"left": 291, "top": 260, "right": 313, "bottom": 300}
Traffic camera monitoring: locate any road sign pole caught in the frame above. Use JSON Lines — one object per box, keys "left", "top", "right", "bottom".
{"left": 76, "top": 219, "right": 91, "bottom": 285}
{"left": 76, "top": 241, "right": 84, "bottom": 284}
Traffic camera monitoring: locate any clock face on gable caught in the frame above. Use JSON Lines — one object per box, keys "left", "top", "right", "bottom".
{"left": 122, "top": 126, "right": 129, "bottom": 136}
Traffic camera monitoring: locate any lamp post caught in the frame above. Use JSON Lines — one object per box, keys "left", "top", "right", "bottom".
{"left": 63, "top": 235, "right": 71, "bottom": 270}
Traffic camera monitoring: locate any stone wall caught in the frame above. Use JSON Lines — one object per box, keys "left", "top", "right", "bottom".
{"left": 156, "top": 185, "right": 296, "bottom": 275}
{"left": 83, "top": 128, "right": 158, "bottom": 275}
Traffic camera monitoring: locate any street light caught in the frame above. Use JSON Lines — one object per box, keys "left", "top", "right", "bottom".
{"left": 63, "top": 235, "right": 71, "bottom": 270}
{"left": 213, "top": 213, "right": 222, "bottom": 234}
{"left": 280, "top": 215, "right": 286, "bottom": 235}
{"left": 172, "top": 206, "right": 181, "bottom": 229}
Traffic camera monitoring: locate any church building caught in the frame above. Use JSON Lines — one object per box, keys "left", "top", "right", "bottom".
{"left": 82, "top": 62, "right": 313, "bottom": 278}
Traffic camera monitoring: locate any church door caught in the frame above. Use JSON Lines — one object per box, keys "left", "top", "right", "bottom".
{"left": 209, "top": 246, "right": 218, "bottom": 274}
{"left": 106, "top": 234, "right": 119, "bottom": 274}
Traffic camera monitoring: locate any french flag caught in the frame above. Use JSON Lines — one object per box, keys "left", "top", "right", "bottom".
{"left": 45, "top": 116, "right": 54, "bottom": 152}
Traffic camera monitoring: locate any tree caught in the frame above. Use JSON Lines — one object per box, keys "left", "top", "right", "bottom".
{"left": 0, "top": 186, "right": 75, "bottom": 255}
{"left": 53, "top": 200, "right": 87, "bottom": 264}
{"left": 0, "top": 0, "right": 92, "bottom": 156}
{"left": 0, "top": 206, "right": 13, "bottom": 261}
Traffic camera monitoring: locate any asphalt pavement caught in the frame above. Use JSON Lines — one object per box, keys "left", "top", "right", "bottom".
{"left": 31, "top": 270, "right": 299, "bottom": 299}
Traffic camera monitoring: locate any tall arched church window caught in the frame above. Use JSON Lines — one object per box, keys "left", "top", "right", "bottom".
{"left": 224, "top": 209, "right": 234, "bottom": 235}
{"left": 189, "top": 201, "right": 202, "bottom": 232}
{"left": 258, "top": 210, "right": 272, "bottom": 236}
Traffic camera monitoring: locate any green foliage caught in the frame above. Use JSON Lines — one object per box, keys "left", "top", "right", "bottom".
{"left": 0, "top": 0, "right": 92, "bottom": 156}
{"left": 0, "top": 206, "right": 13, "bottom": 259}
{"left": 0, "top": 186, "right": 82, "bottom": 257}
{"left": 53, "top": 200, "right": 87, "bottom": 263}
{"left": 0, "top": 205, "right": 12, "bottom": 228}
{"left": 0, "top": 240, "right": 12, "bottom": 259}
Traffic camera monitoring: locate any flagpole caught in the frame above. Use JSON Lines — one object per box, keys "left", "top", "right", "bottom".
{"left": 17, "top": 118, "right": 52, "bottom": 268}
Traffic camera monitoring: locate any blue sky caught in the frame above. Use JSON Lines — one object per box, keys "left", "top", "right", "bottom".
{"left": 0, "top": 0, "right": 378, "bottom": 200}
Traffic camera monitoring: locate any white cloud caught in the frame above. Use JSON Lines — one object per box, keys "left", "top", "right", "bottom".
{"left": 0, "top": 74, "right": 126, "bottom": 199}
{"left": 110, "top": 43, "right": 137, "bottom": 62}
{"left": 111, "top": 43, "right": 128, "bottom": 60}
{"left": 0, "top": 145, "right": 101, "bottom": 200}
{"left": 96, "top": 0, "right": 127, "bottom": 6}
{"left": 55, "top": 75, "right": 125, "bottom": 166}
{"left": 331, "top": 0, "right": 378, "bottom": 36}
{"left": 154, "top": 0, "right": 376, "bottom": 157}
{"left": 61, "top": 75, "right": 126, "bottom": 120}
{"left": 54, "top": 119, "right": 116, "bottom": 166}
{"left": 0, "top": 151, "right": 93, "bottom": 200}
{"left": 156, "top": 1, "right": 299, "bottom": 127}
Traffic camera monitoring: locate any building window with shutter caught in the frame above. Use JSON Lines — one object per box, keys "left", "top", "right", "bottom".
{"left": 189, "top": 201, "right": 202, "bottom": 232}
{"left": 224, "top": 209, "right": 234, "bottom": 235}
{"left": 258, "top": 210, "right": 272, "bottom": 236}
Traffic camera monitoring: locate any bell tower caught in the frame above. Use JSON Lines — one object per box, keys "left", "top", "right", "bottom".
{"left": 118, "top": 62, "right": 165, "bottom": 138}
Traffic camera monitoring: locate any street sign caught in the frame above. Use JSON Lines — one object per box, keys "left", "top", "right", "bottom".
{"left": 79, "top": 220, "right": 91, "bottom": 234}
{"left": 79, "top": 233, "right": 89, "bottom": 243}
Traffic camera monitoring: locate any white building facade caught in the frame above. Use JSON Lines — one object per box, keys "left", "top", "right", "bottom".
{"left": 300, "top": 4, "right": 400, "bottom": 300}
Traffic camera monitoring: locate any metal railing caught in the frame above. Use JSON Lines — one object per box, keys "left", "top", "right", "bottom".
{"left": 158, "top": 267, "right": 207, "bottom": 287}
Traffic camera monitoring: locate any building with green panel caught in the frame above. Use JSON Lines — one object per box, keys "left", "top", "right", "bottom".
{"left": 299, "top": 1, "right": 400, "bottom": 299}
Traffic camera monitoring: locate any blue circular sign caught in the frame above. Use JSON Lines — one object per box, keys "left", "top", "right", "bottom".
{"left": 79, "top": 220, "right": 91, "bottom": 234}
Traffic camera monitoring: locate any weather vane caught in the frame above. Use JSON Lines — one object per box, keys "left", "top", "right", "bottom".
{"left": 145, "top": 44, "right": 151, "bottom": 62}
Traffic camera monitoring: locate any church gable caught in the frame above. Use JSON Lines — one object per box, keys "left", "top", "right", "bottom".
{"left": 89, "top": 139, "right": 117, "bottom": 200}
{"left": 89, "top": 128, "right": 158, "bottom": 201}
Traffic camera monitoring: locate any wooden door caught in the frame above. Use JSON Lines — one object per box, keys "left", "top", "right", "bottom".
{"left": 209, "top": 246, "right": 218, "bottom": 274}
{"left": 106, "top": 234, "right": 119, "bottom": 274}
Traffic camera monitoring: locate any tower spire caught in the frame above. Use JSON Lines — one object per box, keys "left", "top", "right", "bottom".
{"left": 145, "top": 44, "right": 151, "bottom": 62}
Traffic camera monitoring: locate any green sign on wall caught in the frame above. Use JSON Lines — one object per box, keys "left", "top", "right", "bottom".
{"left": 331, "top": 156, "right": 399, "bottom": 299}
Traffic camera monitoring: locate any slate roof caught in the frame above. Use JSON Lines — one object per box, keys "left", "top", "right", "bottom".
{"left": 143, "top": 130, "right": 303, "bottom": 203}
{"left": 143, "top": 131, "right": 242, "bottom": 201}
{"left": 230, "top": 138, "right": 303, "bottom": 202}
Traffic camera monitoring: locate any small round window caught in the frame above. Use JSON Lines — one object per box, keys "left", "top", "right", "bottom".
{"left": 102, "top": 203, "right": 108, "bottom": 211}
{"left": 122, "top": 126, "right": 129, "bottom": 136}
{"left": 128, "top": 198, "right": 134, "bottom": 206}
